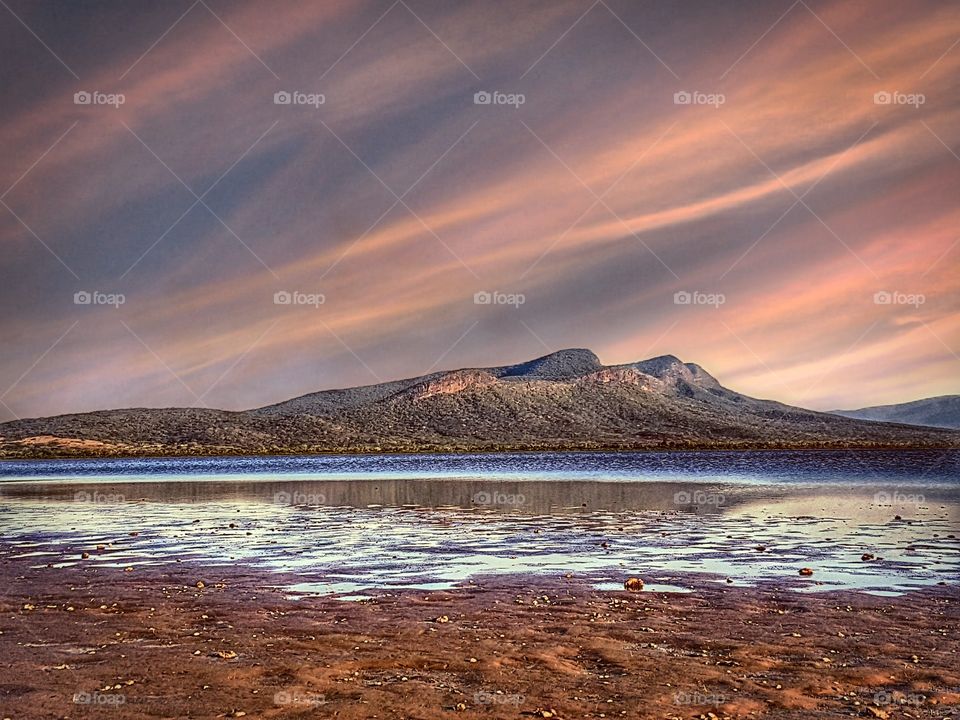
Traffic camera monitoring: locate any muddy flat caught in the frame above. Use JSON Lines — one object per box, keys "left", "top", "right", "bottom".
{"left": 1, "top": 557, "right": 958, "bottom": 720}
{"left": 1, "top": 451, "right": 958, "bottom": 718}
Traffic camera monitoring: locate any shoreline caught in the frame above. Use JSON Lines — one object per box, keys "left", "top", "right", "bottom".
{"left": 2, "top": 441, "right": 958, "bottom": 463}
{"left": 1, "top": 555, "right": 958, "bottom": 719}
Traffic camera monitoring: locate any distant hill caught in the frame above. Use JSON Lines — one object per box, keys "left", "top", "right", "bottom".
{"left": 1, "top": 349, "right": 957, "bottom": 458}
{"left": 830, "top": 395, "right": 960, "bottom": 430}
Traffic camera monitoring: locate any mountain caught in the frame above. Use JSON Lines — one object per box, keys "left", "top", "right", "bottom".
{"left": 1, "top": 349, "right": 957, "bottom": 458}
{"left": 830, "top": 395, "right": 960, "bottom": 430}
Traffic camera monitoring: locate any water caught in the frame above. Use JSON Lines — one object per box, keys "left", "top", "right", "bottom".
{"left": 2, "top": 449, "right": 958, "bottom": 485}
{"left": 0, "top": 451, "right": 957, "bottom": 598}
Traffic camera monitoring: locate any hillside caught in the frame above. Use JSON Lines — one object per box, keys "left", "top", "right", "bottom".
{"left": 1, "top": 349, "right": 956, "bottom": 458}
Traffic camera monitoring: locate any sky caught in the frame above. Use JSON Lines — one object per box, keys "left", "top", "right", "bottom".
{"left": 0, "top": 0, "right": 957, "bottom": 421}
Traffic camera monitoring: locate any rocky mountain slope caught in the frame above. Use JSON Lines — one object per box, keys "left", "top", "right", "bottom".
{"left": 1, "top": 349, "right": 956, "bottom": 457}
{"left": 830, "top": 395, "right": 960, "bottom": 430}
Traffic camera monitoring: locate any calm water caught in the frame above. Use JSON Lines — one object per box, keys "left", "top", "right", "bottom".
{"left": 1, "top": 451, "right": 957, "bottom": 597}
{"left": 2, "top": 449, "right": 958, "bottom": 485}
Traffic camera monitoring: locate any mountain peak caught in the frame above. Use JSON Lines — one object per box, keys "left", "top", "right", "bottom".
{"left": 630, "top": 354, "right": 686, "bottom": 377}
{"left": 624, "top": 355, "right": 722, "bottom": 390}
{"left": 497, "top": 348, "right": 602, "bottom": 380}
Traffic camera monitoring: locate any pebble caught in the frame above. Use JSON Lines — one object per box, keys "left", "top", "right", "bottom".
{"left": 624, "top": 577, "right": 644, "bottom": 592}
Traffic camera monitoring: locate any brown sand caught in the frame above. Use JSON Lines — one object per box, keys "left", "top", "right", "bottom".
{"left": 0, "top": 557, "right": 957, "bottom": 719}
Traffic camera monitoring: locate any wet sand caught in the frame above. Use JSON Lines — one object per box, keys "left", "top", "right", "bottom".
{"left": 1, "top": 556, "right": 958, "bottom": 719}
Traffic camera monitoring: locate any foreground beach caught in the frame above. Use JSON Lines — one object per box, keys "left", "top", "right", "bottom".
{"left": 1, "top": 452, "right": 957, "bottom": 718}
{"left": 1, "top": 556, "right": 958, "bottom": 719}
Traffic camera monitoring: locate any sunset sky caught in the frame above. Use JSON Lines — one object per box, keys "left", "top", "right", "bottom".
{"left": 1, "top": 0, "right": 957, "bottom": 421}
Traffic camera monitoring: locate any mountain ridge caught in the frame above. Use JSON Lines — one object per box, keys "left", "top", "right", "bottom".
{"left": 830, "top": 395, "right": 960, "bottom": 430}
{"left": 1, "top": 349, "right": 956, "bottom": 458}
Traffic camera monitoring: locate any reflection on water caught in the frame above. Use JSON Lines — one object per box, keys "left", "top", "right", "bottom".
{"left": 0, "top": 452, "right": 957, "bottom": 597}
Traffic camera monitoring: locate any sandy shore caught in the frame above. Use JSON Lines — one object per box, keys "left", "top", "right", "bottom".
{"left": 1, "top": 556, "right": 958, "bottom": 719}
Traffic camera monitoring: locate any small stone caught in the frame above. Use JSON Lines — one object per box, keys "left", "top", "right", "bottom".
{"left": 799, "top": 568, "right": 814, "bottom": 576}
{"left": 196, "top": 581, "right": 205, "bottom": 589}
{"left": 624, "top": 577, "right": 644, "bottom": 592}
{"left": 861, "top": 553, "right": 874, "bottom": 561}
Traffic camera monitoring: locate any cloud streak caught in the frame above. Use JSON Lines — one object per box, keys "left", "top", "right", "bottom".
{"left": 1, "top": 0, "right": 957, "bottom": 420}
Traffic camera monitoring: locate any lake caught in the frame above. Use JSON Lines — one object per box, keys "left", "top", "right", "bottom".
{"left": 1, "top": 450, "right": 957, "bottom": 597}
